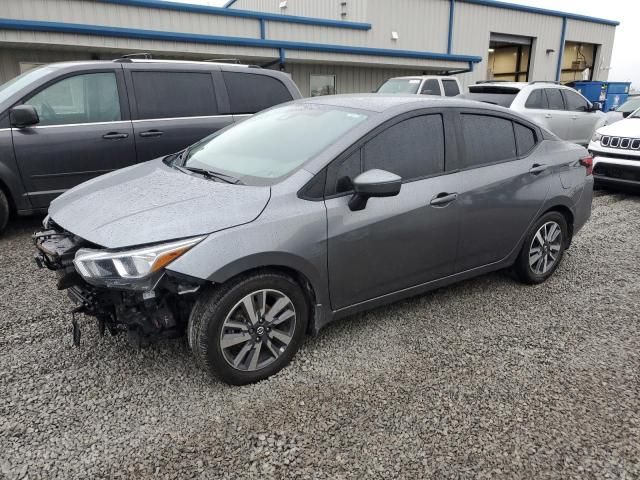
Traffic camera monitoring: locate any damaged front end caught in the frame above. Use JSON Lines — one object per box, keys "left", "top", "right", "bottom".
{"left": 34, "top": 219, "right": 204, "bottom": 348}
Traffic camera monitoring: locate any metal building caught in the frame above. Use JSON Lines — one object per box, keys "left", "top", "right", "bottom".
{"left": 0, "top": 0, "right": 618, "bottom": 96}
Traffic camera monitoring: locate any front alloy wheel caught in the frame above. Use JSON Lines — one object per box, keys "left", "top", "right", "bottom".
{"left": 188, "top": 272, "right": 308, "bottom": 385}
{"left": 220, "top": 289, "right": 297, "bottom": 372}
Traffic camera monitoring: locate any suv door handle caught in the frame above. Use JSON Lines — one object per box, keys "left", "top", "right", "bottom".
{"left": 529, "top": 164, "right": 548, "bottom": 174}
{"left": 102, "top": 132, "right": 129, "bottom": 140}
{"left": 544, "top": 114, "right": 552, "bottom": 118}
{"left": 139, "top": 130, "right": 164, "bottom": 138}
{"left": 430, "top": 192, "right": 458, "bottom": 207}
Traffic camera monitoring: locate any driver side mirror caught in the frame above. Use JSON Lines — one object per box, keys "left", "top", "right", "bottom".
{"left": 589, "top": 102, "right": 602, "bottom": 112}
{"left": 348, "top": 169, "right": 402, "bottom": 211}
{"left": 10, "top": 105, "right": 39, "bottom": 128}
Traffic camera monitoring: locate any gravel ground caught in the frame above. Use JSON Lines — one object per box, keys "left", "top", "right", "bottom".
{"left": 1, "top": 191, "right": 639, "bottom": 479}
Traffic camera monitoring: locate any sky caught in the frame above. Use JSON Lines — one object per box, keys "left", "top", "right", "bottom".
{"left": 168, "top": 0, "right": 639, "bottom": 88}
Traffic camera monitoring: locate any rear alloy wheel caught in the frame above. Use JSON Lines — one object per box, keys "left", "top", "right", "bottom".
{"left": 188, "top": 272, "right": 308, "bottom": 385}
{"left": 0, "top": 189, "right": 9, "bottom": 235}
{"left": 514, "top": 212, "right": 568, "bottom": 284}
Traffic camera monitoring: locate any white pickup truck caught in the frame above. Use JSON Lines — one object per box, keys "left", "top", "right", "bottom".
{"left": 376, "top": 76, "right": 462, "bottom": 97}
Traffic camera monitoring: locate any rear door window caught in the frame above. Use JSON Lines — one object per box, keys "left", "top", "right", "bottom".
{"left": 442, "top": 79, "right": 460, "bottom": 97}
{"left": 131, "top": 71, "right": 217, "bottom": 119}
{"left": 223, "top": 72, "right": 293, "bottom": 114}
{"left": 363, "top": 114, "right": 445, "bottom": 180}
{"left": 461, "top": 114, "right": 517, "bottom": 167}
{"left": 544, "top": 88, "right": 565, "bottom": 111}
{"left": 25, "top": 72, "right": 121, "bottom": 126}
{"left": 420, "top": 79, "right": 441, "bottom": 96}
{"left": 525, "top": 89, "right": 547, "bottom": 109}
{"left": 562, "top": 89, "right": 590, "bottom": 112}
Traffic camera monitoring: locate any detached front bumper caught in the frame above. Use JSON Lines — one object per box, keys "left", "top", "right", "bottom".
{"left": 589, "top": 151, "right": 640, "bottom": 187}
{"left": 33, "top": 224, "right": 202, "bottom": 346}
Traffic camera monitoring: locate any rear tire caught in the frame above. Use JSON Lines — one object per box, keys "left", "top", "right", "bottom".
{"left": 0, "top": 189, "right": 9, "bottom": 235}
{"left": 514, "top": 211, "right": 568, "bottom": 285}
{"left": 188, "top": 272, "right": 308, "bottom": 385}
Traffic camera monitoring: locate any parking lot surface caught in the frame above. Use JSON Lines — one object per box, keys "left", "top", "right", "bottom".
{"left": 1, "top": 191, "right": 639, "bottom": 479}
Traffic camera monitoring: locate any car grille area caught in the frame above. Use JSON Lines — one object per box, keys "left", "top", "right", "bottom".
{"left": 600, "top": 136, "right": 640, "bottom": 150}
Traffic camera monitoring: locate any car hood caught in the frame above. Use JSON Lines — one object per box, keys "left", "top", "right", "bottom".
{"left": 49, "top": 159, "right": 271, "bottom": 249}
{"left": 597, "top": 117, "right": 640, "bottom": 137}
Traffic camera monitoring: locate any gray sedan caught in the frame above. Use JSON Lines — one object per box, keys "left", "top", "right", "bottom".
{"left": 34, "top": 95, "right": 594, "bottom": 385}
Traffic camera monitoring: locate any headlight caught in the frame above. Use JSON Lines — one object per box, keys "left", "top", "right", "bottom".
{"left": 73, "top": 236, "right": 204, "bottom": 290}
{"left": 591, "top": 131, "right": 602, "bottom": 143}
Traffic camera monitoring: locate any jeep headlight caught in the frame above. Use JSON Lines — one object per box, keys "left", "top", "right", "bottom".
{"left": 73, "top": 236, "right": 204, "bottom": 290}
{"left": 591, "top": 131, "right": 602, "bottom": 143}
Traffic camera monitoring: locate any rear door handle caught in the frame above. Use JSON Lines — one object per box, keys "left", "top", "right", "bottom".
{"left": 544, "top": 114, "right": 552, "bottom": 118}
{"left": 139, "top": 130, "right": 164, "bottom": 138}
{"left": 102, "top": 132, "right": 129, "bottom": 140}
{"left": 529, "top": 164, "right": 548, "bottom": 174}
{"left": 430, "top": 192, "right": 458, "bottom": 207}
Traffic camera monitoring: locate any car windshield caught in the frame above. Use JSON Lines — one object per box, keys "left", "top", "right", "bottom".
{"left": 0, "top": 65, "right": 56, "bottom": 104}
{"left": 619, "top": 98, "right": 640, "bottom": 113}
{"left": 628, "top": 107, "right": 640, "bottom": 119}
{"left": 377, "top": 78, "right": 421, "bottom": 94}
{"left": 182, "top": 104, "right": 369, "bottom": 184}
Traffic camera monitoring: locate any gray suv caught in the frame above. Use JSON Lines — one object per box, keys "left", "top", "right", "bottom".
{"left": 34, "top": 95, "right": 594, "bottom": 385}
{"left": 0, "top": 59, "right": 301, "bottom": 233}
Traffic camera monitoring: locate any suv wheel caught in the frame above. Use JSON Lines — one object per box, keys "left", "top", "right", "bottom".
{"left": 188, "top": 272, "right": 308, "bottom": 385}
{"left": 514, "top": 211, "right": 568, "bottom": 284}
{"left": 0, "top": 189, "right": 9, "bottom": 235}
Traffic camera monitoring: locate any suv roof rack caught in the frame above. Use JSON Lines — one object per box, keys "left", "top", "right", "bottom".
{"left": 114, "top": 53, "right": 153, "bottom": 62}
{"left": 529, "top": 80, "right": 561, "bottom": 85}
{"left": 475, "top": 80, "right": 511, "bottom": 84}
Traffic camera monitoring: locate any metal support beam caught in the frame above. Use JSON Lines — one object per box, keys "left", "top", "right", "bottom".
{"left": 447, "top": 0, "right": 455, "bottom": 54}
{"left": 556, "top": 17, "right": 567, "bottom": 82}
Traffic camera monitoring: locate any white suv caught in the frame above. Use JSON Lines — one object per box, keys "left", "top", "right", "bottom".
{"left": 462, "top": 82, "right": 607, "bottom": 146}
{"left": 376, "top": 76, "right": 462, "bottom": 97}
{"left": 588, "top": 108, "right": 640, "bottom": 188}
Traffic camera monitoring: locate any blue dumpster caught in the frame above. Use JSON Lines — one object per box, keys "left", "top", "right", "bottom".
{"left": 570, "top": 81, "right": 607, "bottom": 104}
{"left": 603, "top": 82, "right": 631, "bottom": 112}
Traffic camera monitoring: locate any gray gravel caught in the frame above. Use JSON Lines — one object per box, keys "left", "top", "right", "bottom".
{"left": 1, "top": 191, "right": 639, "bottom": 479}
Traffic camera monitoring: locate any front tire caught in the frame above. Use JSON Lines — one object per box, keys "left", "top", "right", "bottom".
{"left": 0, "top": 189, "right": 9, "bottom": 235}
{"left": 514, "top": 211, "right": 568, "bottom": 284}
{"left": 188, "top": 272, "right": 308, "bottom": 385}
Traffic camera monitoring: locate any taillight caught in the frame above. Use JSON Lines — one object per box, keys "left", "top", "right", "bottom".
{"left": 579, "top": 155, "right": 593, "bottom": 176}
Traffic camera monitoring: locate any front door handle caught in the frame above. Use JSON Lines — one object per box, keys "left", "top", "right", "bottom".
{"left": 430, "top": 192, "right": 458, "bottom": 207}
{"left": 529, "top": 164, "right": 548, "bottom": 174}
{"left": 139, "top": 130, "right": 164, "bottom": 138}
{"left": 544, "top": 114, "right": 552, "bottom": 119}
{"left": 102, "top": 132, "right": 129, "bottom": 140}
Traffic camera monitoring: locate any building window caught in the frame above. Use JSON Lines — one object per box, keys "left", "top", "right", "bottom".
{"left": 310, "top": 75, "right": 336, "bottom": 97}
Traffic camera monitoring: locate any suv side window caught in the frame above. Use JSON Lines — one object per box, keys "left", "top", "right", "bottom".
{"left": 562, "top": 89, "right": 590, "bottom": 112}
{"left": 131, "top": 71, "right": 217, "bottom": 119}
{"left": 26, "top": 72, "right": 121, "bottom": 126}
{"left": 442, "top": 79, "right": 460, "bottom": 97}
{"left": 525, "top": 89, "right": 547, "bottom": 109}
{"left": 544, "top": 88, "right": 565, "bottom": 110}
{"left": 363, "top": 114, "right": 445, "bottom": 180}
{"left": 420, "top": 79, "right": 441, "bottom": 96}
{"left": 223, "top": 72, "right": 293, "bottom": 114}
{"left": 461, "top": 114, "right": 517, "bottom": 167}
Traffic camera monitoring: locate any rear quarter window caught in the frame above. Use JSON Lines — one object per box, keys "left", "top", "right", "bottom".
{"left": 514, "top": 123, "right": 537, "bottom": 155}
{"left": 223, "top": 72, "right": 293, "bottom": 114}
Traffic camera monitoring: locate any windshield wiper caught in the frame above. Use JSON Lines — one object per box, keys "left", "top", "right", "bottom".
{"left": 177, "top": 165, "right": 244, "bottom": 185}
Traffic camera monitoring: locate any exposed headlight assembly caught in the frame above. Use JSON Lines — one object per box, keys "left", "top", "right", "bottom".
{"left": 73, "top": 236, "right": 204, "bottom": 290}
{"left": 591, "top": 131, "right": 602, "bottom": 143}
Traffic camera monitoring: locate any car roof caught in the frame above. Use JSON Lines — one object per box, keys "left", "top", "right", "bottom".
{"left": 46, "top": 59, "right": 254, "bottom": 69}
{"left": 297, "top": 93, "right": 504, "bottom": 113}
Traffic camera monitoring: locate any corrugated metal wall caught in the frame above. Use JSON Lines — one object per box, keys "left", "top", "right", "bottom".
{"left": 283, "top": 63, "right": 422, "bottom": 96}
{"left": 0, "top": 48, "right": 93, "bottom": 84}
